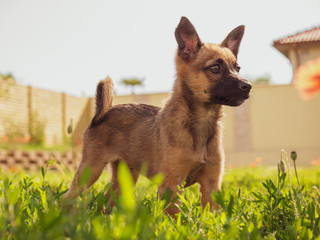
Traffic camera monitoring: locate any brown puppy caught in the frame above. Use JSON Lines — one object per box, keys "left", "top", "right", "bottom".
{"left": 65, "top": 17, "right": 251, "bottom": 215}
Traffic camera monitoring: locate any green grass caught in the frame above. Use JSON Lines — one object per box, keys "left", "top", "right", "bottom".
{"left": 0, "top": 152, "right": 320, "bottom": 239}
{"left": 0, "top": 142, "right": 73, "bottom": 152}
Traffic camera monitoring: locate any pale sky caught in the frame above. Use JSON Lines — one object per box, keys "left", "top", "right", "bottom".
{"left": 0, "top": 0, "right": 319, "bottom": 97}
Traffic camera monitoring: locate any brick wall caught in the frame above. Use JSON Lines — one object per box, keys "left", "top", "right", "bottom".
{"left": 0, "top": 149, "right": 81, "bottom": 171}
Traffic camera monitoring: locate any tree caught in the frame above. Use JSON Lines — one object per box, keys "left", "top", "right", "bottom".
{"left": 248, "top": 74, "right": 271, "bottom": 85}
{"left": 120, "top": 78, "right": 144, "bottom": 94}
{"left": 0, "top": 73, "right": 15, "bottom": 98}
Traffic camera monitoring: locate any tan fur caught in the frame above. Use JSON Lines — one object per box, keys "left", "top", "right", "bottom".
{"left": 65, "top": 17, "right": 251, "bottom": 216}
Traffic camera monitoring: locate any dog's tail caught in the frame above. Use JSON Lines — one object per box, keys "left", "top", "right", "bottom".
{"left": 89, "top": 76, "right": 114, "bottom": 128}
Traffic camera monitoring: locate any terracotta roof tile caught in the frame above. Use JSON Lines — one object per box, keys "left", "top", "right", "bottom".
{"left": 274, "top": 25, "right": 320, "bottom": 45}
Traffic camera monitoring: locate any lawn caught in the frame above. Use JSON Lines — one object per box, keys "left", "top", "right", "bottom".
{"left": 0, "top": 151, "right": 319, "bottom": 239}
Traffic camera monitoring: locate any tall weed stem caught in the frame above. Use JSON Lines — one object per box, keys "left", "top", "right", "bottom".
{"left": 281, "top": 150, "right": 299, "bottom": 218}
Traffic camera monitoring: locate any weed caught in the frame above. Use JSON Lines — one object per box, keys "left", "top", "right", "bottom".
{"left": 0, "top": 73, "right": 15, "bottom": 98}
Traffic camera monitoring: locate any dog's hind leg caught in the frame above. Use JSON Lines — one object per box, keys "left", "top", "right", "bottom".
{"left": 64, "top": 149, "right": 110, "bottom": 199}
{"left": 104, "top": 160, "right": 120, "bottom": 201}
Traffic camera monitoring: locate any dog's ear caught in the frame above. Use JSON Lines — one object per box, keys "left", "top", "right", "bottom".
{"left": 221, "top": 25, "right": 245, "bottom": 58}
{"left": 175, "top": 17, "right": 202, "bottom": 61}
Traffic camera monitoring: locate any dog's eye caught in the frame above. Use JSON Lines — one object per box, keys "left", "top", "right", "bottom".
{"left": 235, "top": 66, "right": 241, "bottom": 72}
{"left": 210, "top": 64, "right": 220, "bottom": 74}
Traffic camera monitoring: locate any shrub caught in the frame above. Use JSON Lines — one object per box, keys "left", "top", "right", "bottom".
{"left": 28, "top": 111, "right": 46, "bottom": 145}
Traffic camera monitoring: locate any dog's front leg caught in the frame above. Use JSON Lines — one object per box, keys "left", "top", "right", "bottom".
{"left": 158, "top": 169, "right": 187, "bottom": 216}
{"left": 197, "top": 163, "right": 223, "bottom": 210}
{"left": 104, "top": 160, "right": 140, "bottom": 212}
{"left": 158, "top": 183, "right": 180, "bottom": 216}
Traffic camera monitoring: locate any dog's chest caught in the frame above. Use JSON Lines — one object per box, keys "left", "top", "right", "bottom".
{"left": 190, "top": 117, "right": 219, "bottom": 163}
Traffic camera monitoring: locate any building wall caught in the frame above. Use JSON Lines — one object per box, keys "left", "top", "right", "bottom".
{"left": 288, "top": 46, "right": 320, "bottom": 74}
{"left": 299, "top": 47, "right": 320, "bottom": 64}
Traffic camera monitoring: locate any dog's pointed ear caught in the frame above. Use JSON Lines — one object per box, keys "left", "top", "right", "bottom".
{"left": 175, "top": 17, "right": 202, "bottom": 61}
{"left": 221, "top": 25, "right": 245, "bottom": 58}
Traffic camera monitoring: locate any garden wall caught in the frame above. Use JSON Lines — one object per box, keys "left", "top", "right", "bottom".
{"left": 223, "top": 85, "right": 320, "bottom": 167}
{"left": 0, "top": 84, "right": 92, "bottom": 145}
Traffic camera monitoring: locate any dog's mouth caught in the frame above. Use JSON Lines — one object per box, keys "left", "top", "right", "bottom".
{"left": 209, "top": 78, "right": 252, "bottom": 107}
{"left": 212, "top": 93, "right": 250, "bottom": 106}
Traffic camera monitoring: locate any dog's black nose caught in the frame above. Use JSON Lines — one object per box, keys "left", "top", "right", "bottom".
{"left": 239, "top": 82, "right": 252, "bottom": 92}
